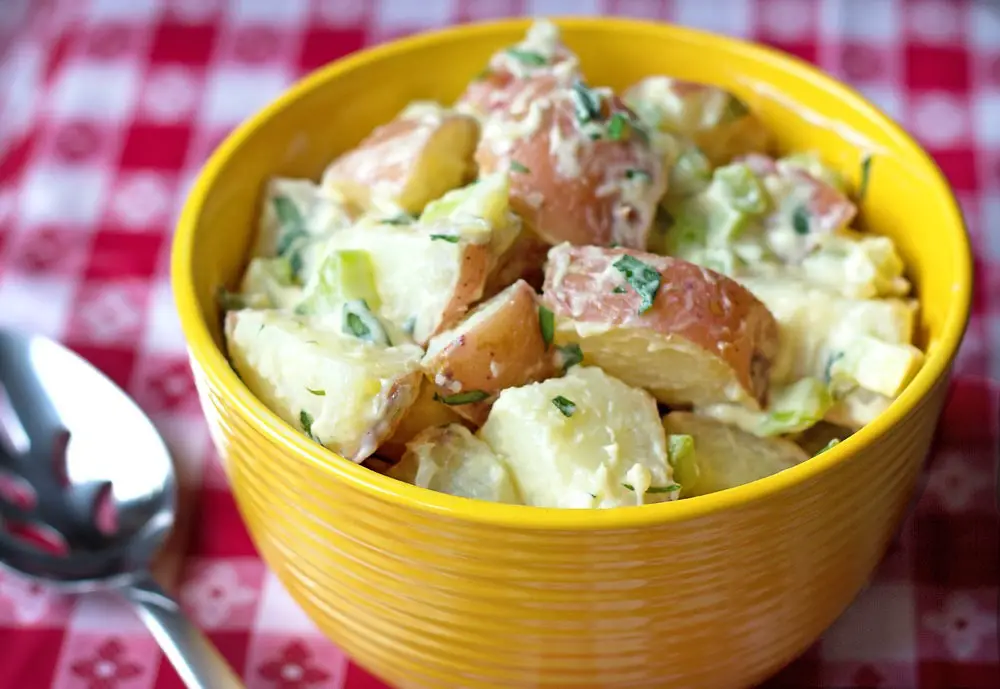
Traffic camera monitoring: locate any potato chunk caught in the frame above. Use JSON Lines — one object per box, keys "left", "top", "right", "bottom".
{"left": 320, "top": 219, "right": 492, "bottom": 346}
{"left": 542, "top": 244, "right": 779, "bottom": 409}
{"left": 378, "top": 380, "right": 468, "bottom": 461}
{"left": 321, "top": 101, "right": 479, "bottom": 215}
{"left": 388, "top": 424, "right": 521, "bottom": 504}
{"left": 479, "top": 366, "right": 677, "bottom": 508}
{"left": 623, "top": 76, "right": 772, "bottom": 166}
{"left": 476, "top": 81, "right": 666, "bottom": 249}
{"left": 225, "top": 309, "right": 423, "bottom": 462}
{"left": 422, "top": 280, "right": 559, "bottom": 426}
{"left": 662, "top": 412, "right": 807, "bottom": 497}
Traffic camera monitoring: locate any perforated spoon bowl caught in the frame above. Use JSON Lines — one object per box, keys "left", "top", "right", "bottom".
{"left": 0, "top": 328, "right": 243, "bottom": 689}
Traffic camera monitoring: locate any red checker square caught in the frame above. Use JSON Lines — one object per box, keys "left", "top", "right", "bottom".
{"left": 0, "top": 628, "right": 65, "bottom": 686}
{"left": 118, "top": 124, "right": 192, "bottom": 170}
{"left": 344, "top": 661, "right": 393, "bottom": 689}
{"left": 758, "top": 647, "right": 821, "bottom": 688}
{"left": 911, "top": 514, "right": 999, "bottom": 587}
{"left": 904, "top": 45, "right": 970, "bottom": 92}
{"left": 298, "top": 27, "right": 366, "bottom": 74}
{"left": 149, "top": 21, "right": 219, "bottom": 65}
{"left": 915, "top": 587, "right": 998, "bottom": 665}
{"left": 929, "top": 149, "right": 978, "bottom": 192}
{"left": 5, "top": 227, "right": 91, "bottom": 276}
{"left": 128, "top": 354, "right": 200, "bottom": 414}
{"left": 937, "top": 379, "right": 998, "bottom": 445}
{"left": 64, "top": 344, "right": 138, "bottom": 393}
{"left": 82, "top": 23, "right": 143, "bottom": 61}
{"left": 917, "top": 662, "right": 1000, "bottom": 689}
{"left": 838, "top": 43, "right": 891, "bottom": 84}
{"left": 764, "top": 40, "right": 817, "bottom": 65}
{"left": 187, "top": 488, "right": 258, "bottom": 557}
{"left": 83, "top": 231, "right": 164, "bottom": 280}
{"left": 153, "top": 632, "right": 253, "bottom": 689}
{"left": 41, "top": 31, "right": 75, "bottom": 83}
{"left": 0, "top": 132, "right": 38, "bottom": 181}
{"left": 45, "top": 119, "right": 116, "bottom": 166}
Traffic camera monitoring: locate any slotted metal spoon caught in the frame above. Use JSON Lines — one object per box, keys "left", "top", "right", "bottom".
{"left": 0, "top": 328, "right": 243, "bottom": 688}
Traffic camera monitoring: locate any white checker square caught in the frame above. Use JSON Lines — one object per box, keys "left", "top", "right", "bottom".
{"left": 374, "top": 0, "right": 456, "bottom": 29}
{"left": 142, "top": 280, "right": 189, "bottom": 355}
{"left": 673, "top": 0, "right": 751, "bottom": 37}
{"left": 968, "top": 2, "right": 1000, "bottom": 49}
{"left": 836, "top": 0, "right": 900, "bottom": 41}
{"left": 19, "top": 164, "right": 110, "bottom": 228}
{"left": 0, "top": 274, "right": 74, "bottom": 341}
{"left": 48, "top": 60, "right": 141, "bottom": 122}
{"left": 821, "top": 583, "right": 917, "bottom": 661}
{"left": 526, "top": 0, "right": 601, "bottom": 15}
{"left": 989, "top": 315, "right": 1000, "bottom": 381}
{"left": 255, "top": 572, "right": 321, "bottom": 633}
{"left": 857, "top": 84, "right": 903, "bottom": 122}
{"left": 972, "top": 92, "right": 1000, "bottom": 147}
{"left": 0, "top": 44, "right": 43, "bottom": 141}
{"left": 68, "top": 593, "right": 145, "bottom": 633}
{"left": 229, "top": 0, "right": 310, "bottom": 24}
{"left": 87, "top": 0, "right": 159, "bottom": 20}
{"left": 200, "top": 66, "right": 292, "bottom": 127}
{"left": 613, "top": 0, "right": 666, "bottom": 19}
{"left": 981, "top": 195, "right": 1000, "bottom": 262}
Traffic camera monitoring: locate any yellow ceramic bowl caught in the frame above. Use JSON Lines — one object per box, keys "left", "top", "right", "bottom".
{"left": 172, "top": 18, "right": 971, "bottom": 689}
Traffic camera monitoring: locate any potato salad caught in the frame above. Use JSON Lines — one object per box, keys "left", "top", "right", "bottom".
{"left": 220, "top": 20, "right": 924, "bottom": 509}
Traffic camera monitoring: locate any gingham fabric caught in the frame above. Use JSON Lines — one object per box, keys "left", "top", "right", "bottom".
{"left": 0, "top": 1, "right": 997, "bottom": 687}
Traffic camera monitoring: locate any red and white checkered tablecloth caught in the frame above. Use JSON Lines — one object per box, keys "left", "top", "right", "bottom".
{"left": 0, "top": 0, "right": 997, "bottom": 687}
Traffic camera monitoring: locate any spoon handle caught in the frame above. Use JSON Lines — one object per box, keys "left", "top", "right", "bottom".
{"left": 125, "top": 573, "right": 245, "bottom": 689}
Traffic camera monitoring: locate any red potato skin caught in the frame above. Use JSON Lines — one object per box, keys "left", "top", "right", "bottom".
{"left": 476, "top": 87, "right": 667, "bottom": 250}
{"left": 456, "top": 46, "right": 580, "bottom": 118}
{"left": 323, "top": 111, "right": 480, "bottom": 213}
{"left": 483, "top": 228, "right": 551, "bottom": 296}
{"left": 430, "top": 241, "right": 493, "bottom": 343}
{"left": 542, "top": 244, "right": 779, "bottom": 406}
{"left": 421, "top": 280, "right": 560, "bottom": 426}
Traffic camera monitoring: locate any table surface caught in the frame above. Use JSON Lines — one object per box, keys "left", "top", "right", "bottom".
{"left": 0, "top": 0, "right": 998, "bottom": 687}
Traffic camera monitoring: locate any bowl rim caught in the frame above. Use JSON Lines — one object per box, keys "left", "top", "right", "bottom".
{"left": 172, "top": 16, "right": 972, "bottom": 531}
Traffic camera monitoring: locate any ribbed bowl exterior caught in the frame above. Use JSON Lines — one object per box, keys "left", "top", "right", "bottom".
{"left": 173, "top": 18, "right": 971, "bottom": 689}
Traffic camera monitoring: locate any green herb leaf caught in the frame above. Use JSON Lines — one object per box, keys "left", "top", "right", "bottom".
{"left": 344, "top": 311, "right": 370, "bottom": 339}
{"left": 274, "top": 195, "right": 305, "bottom": 234}
{"left": 612, "top": 285, "right": 627, "bottom": 294}
{"left": 858, "top": 154, "right": 872, "bottom": 203}
{"left": 551, "top": 395, "right": 576, "bottom": 417}
{"left": 273, "top": 196, "right": 310, "bottom": 278}
{"left": 402, "top": 316, "right": 417, "bottom": 335}
{"left": 381, "top": 212, "right": 415, "bottom": 225}
{"left": 823, "top": 351, "right": 845, "bottom": 383}
{"left": 556, "top": 343, "right": 583, "bottom": 372}
{"left": 626, "top": 169, "right": 651, "bottom": 182}
{"left": 505, "top": 48, "right": 547, "bottom": 66}
{"left": 430, "top": 234, "right": 460, "bottom": 243}
{"left": 341, "top": 299, "right": 389, "bottom": 345}
{"left": 307, "top": 388, "right": 326, "bottom": 396}
{"left": 792, "top": 205, "right": 811, "bottom": 235}
{"left": 723, "top": 96, "right": 750, "bottom": 121}
{"left": 607, "top": 112, "right": 630, "bottom": 141}
{"left": 510, "top": 160, "right": 531, "bottom": 174}
{"left": 612, "top": 255, "right": 661, "bottom": 314}
{"left": 299, "top": 410, "right": 315, "bottom": 438}
{"left": 816, "top": 438, "right": 841, "bottom": 455}
{"left": 570, "top": 80, "right": 603, "bottom": 124}
{"left": 623, "top": 483, "right": 681, "bottom": 494}
{"left": 434, "top": 389, "right": 490, "bottom": 405}
{"left": 538, "top": 305, "right": 554, "bottom": 349}
{"left": 217, "top": 288, "right": 246, "bottom": 311}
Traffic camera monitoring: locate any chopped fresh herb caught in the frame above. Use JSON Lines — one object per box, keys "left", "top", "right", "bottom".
{"left": 344, "top": 311, "right": 370, "bottom": 340}
{"left": 434, "top": 389, "right": 490, "bottom": 405}
{"left": 402, "top": 316, "right": 417, "bottom": 335}
{"left": 623, "top": 483, "right": 681, "bottom": 494}
{"left": 273, "top": 196, "right": 310, "bottom": 277}
{"left": 538, "top": 305, "right": 554, "bottom": 349}
{"left": 570, "top": 80, "right": 603, "bottom": 124}
{"left": 299, "top": 410, "right": 315, "bottom": 438}
{"left": 792, "top": 205, "right": 811, "bottom": 235}
{"left": 556, "top": 343, "right": 583, "bottom": 371}
{"left": 551, "top": 395, "right": 576, "bottom": 417}
{"left": 217, "top": 288, "right": 246, "bottom": 311}
{"left": 858, "top": 154, "right": 872, "bottom": 203}
{"left": 288, "top": 252, "right": 304, "bottom": 278}
{"left": 626, "top": 168, "right": 651, "bottom": 182}
{"left": 612, "top": 255, "right": 661, "bottom": 314}
{"left": 816, "top": 439, "right": 841, "bottom": 455}
{"left": 430, "top": 234, "right": 460, "bottom": 243}
{"left": 823, "top": 351, "right": 845, "bottom": 383}
{"left": 723, "top": 96, "right": 750, "bottom": 121}
{"left": 274, "top": 195, "right": 305, "bottom": 235}
{"left": 607, "top": 112, "right": 630, "bottom": 141}
{"left": 588, "top": 131, "right": 602, "bottom": 140}
{"left": 381, "top": 212, "right": 415, "bottom": 225}
{"left": 510, "top": 160, "right": 530, "bottom": 174}
{"left": 505, "top": 48, "right": 547, "bottom": 66}
{"left": 612, "top": 286, "right": 628, "bottom": 294}
{"left": 307, "top": 388, "right": 326, "bottom": 396}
